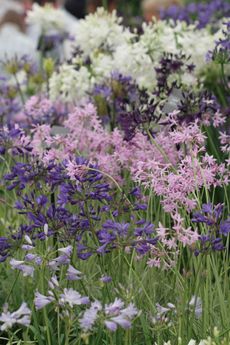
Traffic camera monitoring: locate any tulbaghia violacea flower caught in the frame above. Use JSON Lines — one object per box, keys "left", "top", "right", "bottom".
{"left": 0, "top": 303, "right": 31, "bottom": 331}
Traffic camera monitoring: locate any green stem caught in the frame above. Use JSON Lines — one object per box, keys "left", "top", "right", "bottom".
{"left": 102, "top": 0, "right": 108, "bottom": 10}
{"left": 13, "top": 73, "right": 25, "bottom": 105}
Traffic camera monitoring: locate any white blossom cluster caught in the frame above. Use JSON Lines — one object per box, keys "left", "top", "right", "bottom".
{"left": 49, "top": 65, "right": 92, "bottom": 103}
{"left": 73, "top": 7, "right": 134, "bottom": 56}
{"left": 26, "top": 3, "right": 68, "bottom": 33}
{"left": 44, "top": 7, "right": 223, "bottom": 103}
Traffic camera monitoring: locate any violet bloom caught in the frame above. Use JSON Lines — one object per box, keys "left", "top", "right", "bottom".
{"left": 100, "top": 275, "right": 112, "bottom": 283}
{"left": 220, "top": 219, "right": 230, "bottom": 236}
{"left": 161, "top": 0, "right": 230, "bottom": 29}
{"left": 191, "top": 203, "right": 229, "bottom": 254}
{"left": 0, "top": 237, "right": 11, "bottom": 262}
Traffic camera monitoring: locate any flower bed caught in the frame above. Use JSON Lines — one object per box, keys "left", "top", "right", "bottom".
{"left": 0, "top": 4, "right": 229, "bottom": 345}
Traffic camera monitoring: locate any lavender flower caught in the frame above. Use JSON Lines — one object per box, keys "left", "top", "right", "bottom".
{"left": 100, "top": 275, "right": 112, "bottom": 283}
{"left": 10, "top": 259, "right": 34, "bottom": 277}
{"left": 34, "top": 292, "right": 55, "bottom": 310}
{"left": 66, "top": 265, "right": 83, "bottom": 281}
{"left": 0, "top": 303, "right": 31, "bottom": 331}
{"left": 59, "top": 288, "right": 89, "bottom": 307}
{"left": 79, "top": 301, "right": 102, "bottom": 332}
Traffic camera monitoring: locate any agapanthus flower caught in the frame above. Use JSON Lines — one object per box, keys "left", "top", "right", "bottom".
{"left": 210, "top": 21, "right": 230, "bottom": 64}
{"left": 0, "top": 237, "right": 11, "bottom": 262}
{"left": 79, "top": 300, "right": 102, "bottom": 332}
{"left": 9, "top": 258, "right": 34, "bottom": 277}
{"left": 59, "top": 288, "right": 89, "bottom": 307}
{"left": 66, "top": 265, "right": 83, "bottom": 281}
{"left": 161, "top": 0, "right": 230, "bottom": 29}
{"left": 34, "top": 291, "right": 55, "bottom": 310}
{"left": 192, "top": 203, "right": 229, "bottom": 254}
{"left": 0, "top": 303, "right": 31, "bottom": 331}
{"left": 100, "top": 275, "right": 112, "bottom": 283}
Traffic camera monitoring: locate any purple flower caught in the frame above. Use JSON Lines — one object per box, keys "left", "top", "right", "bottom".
{"left": 79, "top": 301, "right": 102, "bottom": 332}
{"left": 34, "top": 292, "right": 55, "bottom": 310}
{"left": 100, "top": 275, "right": 112, "bottom": 283}
{"left": 0, "top": 302, "right": 31, "bottom": 331}
{"left": 59, "top": 288, "right": 89, "bottom": 307}
{"left": 161, "top": 0, "right": 230, "bottom": 29}
{"left": 10, "top": 259, "right": 34, "bottom": 277}
{"left": 220, "top": 219, "right": 230, "bottom": 236}
{"left": 66, "top": 265, "right": 83, "bottom": 281}
{"left": 0, "top": 237, "right": 11, "bottom": 262}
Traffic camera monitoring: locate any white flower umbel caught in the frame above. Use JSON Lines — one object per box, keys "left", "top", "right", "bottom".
{"left": 26, "top": 4, "right": 67, "bottom": 33}
{"left": 113, "top": 41, "right": 156, "bottom": 90}
{"left": 49, "top": 65, "right": 92, "bottom": 104}
{"left": 73, "top": 7, "right": 133, "bottom": 57}
{"left": 140, "top": 19, "right": 215, "bottom": 76}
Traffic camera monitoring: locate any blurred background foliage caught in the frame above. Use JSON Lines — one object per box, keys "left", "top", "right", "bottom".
{"left": 104, "top": 0, "right": 227, "bottom": 17}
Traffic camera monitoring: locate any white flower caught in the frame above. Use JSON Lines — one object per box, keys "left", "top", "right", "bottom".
{"left": 113, "top": 41, "right": 156, "bottom": 90}
{"left": 24, "top": 235, "right": 33, "bottom": 245}
{"left": 48, "top": 276, "right": 59, "bottom": 289}
{"left": 10, "top": 259, "right": 24, "bottom": 268}
{"left": 49, "top": 65, "right": 92, "bottom": 103}
{"left": 73, "top": 7, "right": 133, "bottom": 56}
{"left": 120, "top": 303, "right": 138, "bottom": 319}
{"left": 188, "top": 340, "right": 196, "bottom": 345}
{"left": 44, "top": 223, "right": 49, "bottom": 236}
{"left": 26, "top": 4, "right": 67, "bottom": 33}
{"left": 189, "top": 296, "right": 202, "bottom": 318}
{"left": 0, "top": 303, "right": 31, "bottom": 331}
{"left": 58, "top": 245, "right": 73, "bottom": 257}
